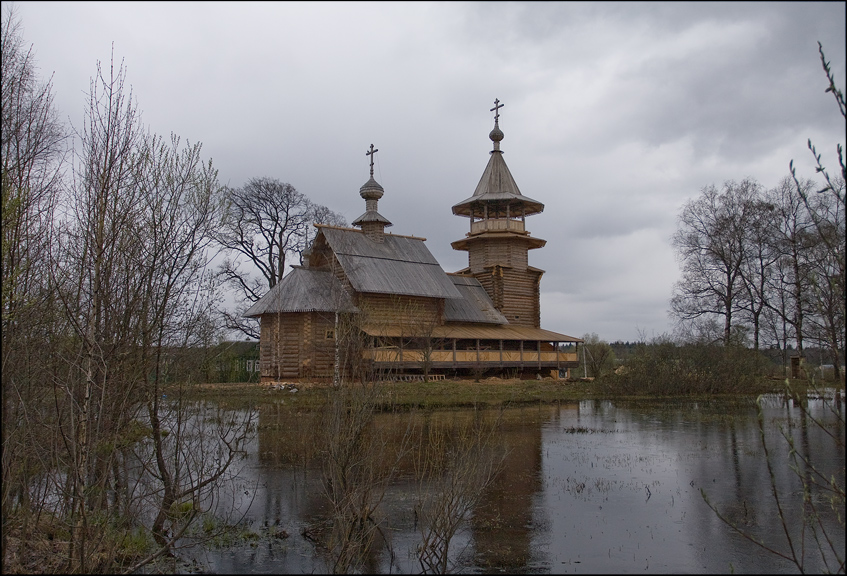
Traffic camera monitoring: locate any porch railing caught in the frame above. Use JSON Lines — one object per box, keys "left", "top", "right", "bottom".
{"left": 363, "top": 349, "right": 578, "bottom": 365}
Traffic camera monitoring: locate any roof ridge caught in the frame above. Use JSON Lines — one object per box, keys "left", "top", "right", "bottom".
{"left": 315, "top": 223, "right": 427, "bottom": 241}
{"left": 334, "top": 253, "right": 443, "bottom": 264}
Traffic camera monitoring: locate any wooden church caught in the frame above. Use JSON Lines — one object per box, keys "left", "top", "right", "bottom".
{"left": 245, "top": 101, "right": 581, "bottom": 381}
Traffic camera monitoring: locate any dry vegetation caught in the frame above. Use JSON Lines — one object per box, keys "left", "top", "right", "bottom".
{"left": 183, "top": 378, "right": 601, "bottom": 411}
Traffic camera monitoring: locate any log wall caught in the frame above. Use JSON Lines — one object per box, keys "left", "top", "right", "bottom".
{"left": 356, "top": 293, "right": 443, "bottom": 331}
{"left": 260, "top": 311, "right": 338, "bottom": 380}
{"left": 461, "top": 232, "right": 543, "bottom": 328}
{"left": 468, "top": 237, "right": 529, "bottom": 273}
{"left": 474, "top": 266, "right": 541, "bottom": 328}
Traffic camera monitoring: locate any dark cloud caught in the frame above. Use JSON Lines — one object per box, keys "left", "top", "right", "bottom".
{"left": 10, "top": 1, "right": 845, "bottom": 342}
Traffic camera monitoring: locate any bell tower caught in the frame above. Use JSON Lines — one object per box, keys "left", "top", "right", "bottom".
{"left": 451, "top": 100, "right": 546, "bottom": 327}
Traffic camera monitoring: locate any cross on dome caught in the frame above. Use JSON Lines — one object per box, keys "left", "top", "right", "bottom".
{"left": 490, "top": 98, "right": 504, "bottom": 124}
{"left": 366, "top": 144, "right": 378, "bottom": 177}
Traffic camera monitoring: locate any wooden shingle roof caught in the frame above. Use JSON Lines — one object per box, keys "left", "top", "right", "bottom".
{"left": 443, "top": 275, "right": 508, "bottom": 324}
{"left": 452, "top": 118, "right": 544, "bottom": 217}
{"left": 318, "top": 226, "right": 462, "bottom": 299}
{"left": 243, "top": 267, "right": 357, "bottom": 317}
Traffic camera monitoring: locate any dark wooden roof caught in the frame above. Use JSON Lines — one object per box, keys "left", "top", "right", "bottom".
{"left": 351, "top": 210, "right": 392, "bottom": 225}
{"left": 443, "top": 275, "right": 508, "bottom": 324}
{"left": 243, "top": 267, "right": 357, "bottom": 317}
{"left": 452, "top": 149, "right": 544, "bottom": 217}
{"left": 318, "top": 226, "right": 462, "bottom": 299}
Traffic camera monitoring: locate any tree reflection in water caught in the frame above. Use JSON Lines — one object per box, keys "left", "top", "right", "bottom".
{"left": 190, "top": 393, "right": 844, "bottom": 574}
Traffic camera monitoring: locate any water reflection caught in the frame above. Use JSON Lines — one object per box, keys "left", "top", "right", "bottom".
{"left": 471, "top": 405, "right": 546, "bottom": 572}
{"left": 188, "top": 393, "right": 844, "bottom": 574}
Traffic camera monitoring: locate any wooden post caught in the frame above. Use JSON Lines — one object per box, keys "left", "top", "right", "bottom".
{"left": 556, "top": 341, "right": 561, "bottom": 375}
{"left": 537, "top": 340, "right": 541, "bottom": 370}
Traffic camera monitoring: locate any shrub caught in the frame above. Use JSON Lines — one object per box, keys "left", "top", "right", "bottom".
{"left": 596, "top": 339, "right": 768, "bottom": 396}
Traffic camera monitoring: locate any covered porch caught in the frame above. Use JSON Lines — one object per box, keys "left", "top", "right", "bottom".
{"left": 360, "top": 323, "right": 581, "bottom": 377}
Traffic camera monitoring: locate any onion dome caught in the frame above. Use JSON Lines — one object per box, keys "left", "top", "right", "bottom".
{"left": 352, "top": 144, "right": 392, "bottom": 240}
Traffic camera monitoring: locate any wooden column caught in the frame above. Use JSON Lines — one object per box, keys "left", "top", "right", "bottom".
{"left": 537, "top": 341, "right": 541, "bottom": 370}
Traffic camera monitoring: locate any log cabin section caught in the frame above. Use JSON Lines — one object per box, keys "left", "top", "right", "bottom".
{"left": 246, "top": 114, "right": 582, "bottom": 382}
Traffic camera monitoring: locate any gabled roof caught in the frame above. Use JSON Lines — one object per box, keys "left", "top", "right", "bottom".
{"left": 443, "top": 275, "right": 508, "bottom": 324}
{"left": 244, "top": 267, "right": 357, "bottom": 317}
{"left": 317, "top": 226, "right": 462, "bottom": 299}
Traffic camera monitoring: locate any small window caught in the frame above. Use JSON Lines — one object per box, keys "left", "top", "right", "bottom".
{"left": 325, "top": 329, "right": 335, "bottom": 340}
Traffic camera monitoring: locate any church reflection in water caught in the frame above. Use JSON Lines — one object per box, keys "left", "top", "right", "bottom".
{"left": 253, "top": 399, "right": 555, "bottom": 571}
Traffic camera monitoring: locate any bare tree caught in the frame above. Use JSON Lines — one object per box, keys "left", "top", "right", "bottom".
{"left": 759, "top": 249, "right": 799, "bottom": 376}
{"left": 789, "top": 42, "right": 846, "bottom": 381}
{"left": 800, "top": 188, "right": 845, "bottom": 380}
{"left": 50, "top": 51, "right": 145, "bottom": 572}
{"left": 735, "top": 197, "right": 780, "bottom": 354}
{"left": 1, "top": 5, "right": 66, "bottom": 570}
{"left": 1, "top": 11, "right": 256, "bottom": 572}
{"left": 766, "top": 177, "right": 818, "bottom": 361}
{"left": 791, "top": 42, "right": 846, "bottom": 217}
{"left": 671, "top": 179, "right": 763, "bottom": 346}
{"left": 19, "top": 48, "right": 247, "bottom": 573}
{"left": 128, "top": 130, "right": 243, "bottom": 556}
{"left": 215, "top": 177, "right": 345, "bottom": 338}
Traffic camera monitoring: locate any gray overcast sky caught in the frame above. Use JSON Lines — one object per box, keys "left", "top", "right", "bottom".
{"left": 11, "top": 1, "right": 846, "bottom": 342}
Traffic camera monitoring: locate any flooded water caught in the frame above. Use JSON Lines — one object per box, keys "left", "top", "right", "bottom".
{"left": 173, "top": 393, "right": 844, "bottom": 574}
